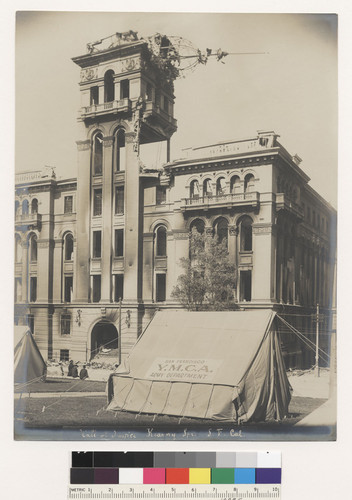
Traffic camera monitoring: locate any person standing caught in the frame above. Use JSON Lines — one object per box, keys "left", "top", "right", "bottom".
{"left": 67, "top": 360, "right": 74, "bottom": 377}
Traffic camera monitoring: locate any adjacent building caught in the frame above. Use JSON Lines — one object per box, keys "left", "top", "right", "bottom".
{"left": 14, "top": 32, "right": 336, "bottom": 369}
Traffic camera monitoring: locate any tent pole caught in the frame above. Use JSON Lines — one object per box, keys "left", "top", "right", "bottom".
{"left": 118, "top": 297, "right": 122, "bottom": 366}
{"left": 315, "top": 303, "right": 320, "bottom": 377}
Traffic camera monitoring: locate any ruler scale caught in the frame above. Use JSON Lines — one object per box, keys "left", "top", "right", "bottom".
{"left": 69, "top": 452, "right": 281, "bottom": 500}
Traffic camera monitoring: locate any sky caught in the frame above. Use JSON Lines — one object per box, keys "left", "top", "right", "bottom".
{"left": 15, "top": 12, "right": 337, "bottom": 206}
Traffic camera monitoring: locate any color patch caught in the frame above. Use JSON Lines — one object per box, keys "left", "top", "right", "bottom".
{"left": 154, "top": 452, "right": 176, "bottom": 468}
{"left": 70, "top": 468, "right": 94, "bottom": 484}
{"left": 234, "top": 468, "right": 256, "bottom": 484}
{"left": 257, "top": 451, "right": 281, "bottom": 468}
{"left": 256, "top": 468, "right": 281, "bottom": 484}
{"left": 94, "top": 468, "right": 118, "bottom": 484}
{"left": 143, "top": 468, "right": 165, "bottom": 484}
{"left": 166, "top": 468, "right": 189, "bottom": 484}
{"left": 118, "top": 468, "right": 143, "bottom": 484}
{"left": 72, "top": 452, "right": 93, "bottom": 468}
{"left": 211, "top": 468, "right": 235, "bottom": 484}
{"left": 174, "top": 452, "right": 197, "bottom": 468}
{"left": 235, "top": 452, "right": 257, "bottom": 468}
{"left": 189, "top": 468, "right": 211, "bottom": 484}
{"left": 195, "top": 452, "right": 216, "bottom": 468}
{"left": 216, "top": 452, "right": 236, "bottom": 468}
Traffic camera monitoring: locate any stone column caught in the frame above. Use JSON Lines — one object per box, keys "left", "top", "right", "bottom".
{"left": 101, "top": 136, "right": 114, "bottom": 302}
{"left": 74, "top": 140, "right": 91, "bottom": 302}
{"left": 251, "top": 224, "right": 276, "bottom": 303}
{"left": 21, "top": 239, "right": 29, "bottom": 303}
{"left": 52, "top": 238, "right": 63, "bottom": 303}
{"left": 142, "top": 233, "right": 154, "bottom": 301}
{"left": 37, "top": 239, "right": 51, "bottom": 302}
{"left": 124, "top": 131, "right": 141, "bottom": 301}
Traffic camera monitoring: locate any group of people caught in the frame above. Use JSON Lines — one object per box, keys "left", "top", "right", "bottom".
{"left": 67, "top": 360, "right": 89, "bottom": 380}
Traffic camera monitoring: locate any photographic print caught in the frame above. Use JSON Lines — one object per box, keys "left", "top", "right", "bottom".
{"left": 14, "top": 11, "right": 337, "bottom": 441}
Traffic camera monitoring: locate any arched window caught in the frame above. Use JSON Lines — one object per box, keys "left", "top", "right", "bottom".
{"left": 190, "top": 218, "right": 205, "bottom": 235}
{"left": 15, "top": 234, "right": 22, "bottom": 263}
{"left": 155, "top": 226, "right": 167, "bottom": 257}
{"left": 64, "top": 233, "right": 74, "bottom": 261}
{"left": 146, "top": 83, "right": 153, "bottom": 101}
{"left": 240, "top": 216, "right": 253, "bottom": 251}
{"left": 114, "top": 129, "right": 126, "bottom": 171}
{"left": 216, "top": 177, "right": 226, "bottom": 196}
{"left": 244, "top": 174, "right": 254, "bottom": 193}
{"left": 203, "top": 178, "right": 213, "bottom": 197}
{"left": 22, "top": 199, "right": 29, "bottom": 215}
{"left": 104, "top": 70, "right": 115, "bottom": 102}
{"left": 230, "top": 175, "right": 240, "bottom": 193}
{"left": 15, "top": 200, "right": 20, "bottom": 216}
{"left": 30, "top": 234, "right": 37, "bottom": 262}
{"left": 213, "top": 217, "right": 228, "bottom": 245}
{"left": 31, "top": 198, "right": 38, "bottom": 214}
{"left": 92, "top": 132, "right": 103, "bottom": 175}
{"left": 190, "top": 180, "right": 200, "bottom": 199}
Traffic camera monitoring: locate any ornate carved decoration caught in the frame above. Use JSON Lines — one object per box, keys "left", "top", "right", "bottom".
{"left": 252, "top": 224, "right": 273, "bottom": 235}
{"left": 76, "top": 140, "right": 91, "bottom": 151}
{"left": 80, "top": 67, "right": 98, "bottom": 82}
{"left": 228, "top": 225, "right": 238, "bottom": 236}
{"left": 103, "top": 136, "right": 114, "bottom": 148}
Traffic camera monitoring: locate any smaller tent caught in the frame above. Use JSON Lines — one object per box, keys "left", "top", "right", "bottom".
{"left": 107, "top": 310, "right": 292, "bottom": 422}
{"left": 14, "top": 326, "right": 46, "bottom": 384}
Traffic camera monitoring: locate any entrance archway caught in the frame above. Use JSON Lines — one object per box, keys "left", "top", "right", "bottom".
{"left": 90, "top": 321, "right": 118, "bottom": 359}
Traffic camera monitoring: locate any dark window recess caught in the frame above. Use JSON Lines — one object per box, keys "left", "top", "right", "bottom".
{"left": 240, "top": 271, "right": 252, "bottom": 302}
{"left": 31, "top": 199, "right": 38, "bottom": 214}
{"left": 64, "top": 276, "right": 73, "bottom": 303}
{"left": 92, "top": 231, "right": 102, "bottom": 258}
{"left": 156, "top": 227, "right": 167, "bottom": 256}
{"left": 104, "top": 71, "right": 115, "bottom": 102}
{"left": 162, "top": 95, "right": 168, "bottom": 113}
{"left": 115, "top": 229, "right": 124, "bottom": 257}
{"left": 22, "top": 199, "right": 29, "bottom": 215}
{"left": 30, "top": 277, "right": 37, "bottom": 302}
{"left": 60, "top": 349, "right": 69, "bottom": 362}
{"left": 65, "top": 234, "right": 74, "bottom": 261}
{"left": 93, "top": 134, "right": 103, "bottom": 175}
{"left": 115, "top": 130, "right": 126, "bottom": 171}
{"left": 115, "top": 186, "right": 124, "bottom": 214}
{"left": 93, "top": 189, "right": 102, "bottom": 216}
{"left": 27, "top": 314, "right": 34, "bottom": 334}
{"left": 156, "top": 274, "right": 166, "bottom": 302}
{"left": 120, "top": 79, "right": 130, "bottom": 99}
{"left": 30, "top": 236, "right": 37, "bottom": 262}
{"left": 64, "top": 196, "right": 73, "bottom": 214}
{"left": 240, "top": 217, "right": 253, "bottom": 251}
{"left": 156, "top": 186, "right": 166, "bottom": 205}
{"left": 90, "top": 86, "right": 99, "bottom": 105}
{"left": 146, "top": 83, "right": 153, "bottom": 101}
{"left": 92, "top": 275, "right": 101, "bottom": 303}
{"left": 114, "top": 275, "right": 124, "bottom": 302}
{"left": 61, "top": 314, "right": 71, "bottom": 335}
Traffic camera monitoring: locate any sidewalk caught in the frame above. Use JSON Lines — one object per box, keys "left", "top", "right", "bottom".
{"left": 14, "top": 391, "right": 104, "bottom": 399}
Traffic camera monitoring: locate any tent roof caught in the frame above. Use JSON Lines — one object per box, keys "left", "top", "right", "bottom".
{"left": 14, "top": 326, "right": 30, "bottom": 348}
{"left": 119, "top": 309, "right": 275, "bottom": 387}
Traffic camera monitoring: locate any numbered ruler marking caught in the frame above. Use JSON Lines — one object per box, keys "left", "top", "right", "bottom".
{"left": 68, "top": 485, "right": 281, "bottom": 500}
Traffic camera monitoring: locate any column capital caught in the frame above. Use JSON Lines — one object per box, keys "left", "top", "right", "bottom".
{"left": 76, "top": 140, "right": 91, "bottom": 151}
{"left": 103, "top": 136, "right": 114, "bottom": 148}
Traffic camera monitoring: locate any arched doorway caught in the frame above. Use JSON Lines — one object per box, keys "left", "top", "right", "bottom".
{"left": 90, "top": 321, "right": 118, "bottom": 359}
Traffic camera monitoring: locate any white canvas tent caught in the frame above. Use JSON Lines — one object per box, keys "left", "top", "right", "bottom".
{"left": 107, "top": 310, "right": 292, "bottom": 422}
{"left": 14, "top": 326, "right": 46, "bottom": 384}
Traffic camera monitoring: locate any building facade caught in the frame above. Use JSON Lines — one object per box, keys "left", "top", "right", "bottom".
{"left": 14, "top": 33, "right": 336, "bottom": 369}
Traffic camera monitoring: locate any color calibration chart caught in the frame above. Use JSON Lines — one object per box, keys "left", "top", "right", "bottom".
{"left": 69, "top": 451, "right": 281, "bottom": 499}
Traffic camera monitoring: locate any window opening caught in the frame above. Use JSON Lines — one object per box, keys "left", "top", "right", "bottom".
{"left": 22, "top": 199, "right": 29, "bottom": 215}
{"left": 156, "top": 226, "right": 167, "bottom": 256}
{"left": 92, "top": 275, "right": 101, "bottom": 303}
{"left": 30, "top": 277, "right": 37, "bottom": 302}
{"left": 64, "top": 276, "right": 73, "bottom": 303}
{"left": 115, "top": 129, "right": 126, "bottom": 171}
{"left": 30, "top": 235, "right": 37, "bottom": 262}
{"left": 240, "top": 216, "right": 253, "bottom": 251}
{"left": 240, "top": 271, "right": 252, "bottom": 301}
{"left": 115, "top": 186, "right": 124, "bottom": 214}
{"left": 230, "top": 175, "right": 240, "bottom": 193}
{"left": 156, "top": 274, "right": 166, "bottom": 302}
{"left": 114, "top": 274, "right": 124, "bottom": 302}
{"left": 93, "top": 188, "right": 102, "bottom": 216}
{"left": 92, "top": 231, "right": 102, "bottom": 258}
{"left": 203, "top": 179, "right": 213, "bottom": 196}
{"left": 60, "top": 349, "right": 69, "bottom": 361}
{"left": 120, "top": 79, "right": 130, "bottom": 99}
{"left": 64, "top": 234, "right": 74, "bottom": 261}
{"left": 90, "top": 86, "right": 99, "bottom": 105}
{"left": 61, "top": 313, "right": 71, "bottom": 335}
{"left": 190, "top": 180, "right": 200, "bottom": 199}
{"left": 156, "top": 186, "right": 166, "bottom": 205}
{"left": 93, "top": 133, "right": 103, "bottom": 175}
{"left": 104, "top": 70, "right": 115, "bottom": 102}
{"left": 115, "top": 229, "right": 124, "bottom": 257}
{"left": 64, "top": 196, "right": 73, "bottom": 214}
{"left": 213, "top": 217, "right": 228, "bottom": 245}
{"left": 244, "top": 174, "right": 254, "bottom": 193}
{"left": 31, "top": 199, "right": 38, "bottom": 214}
{"left": 216, "top": 177, "right": 226, "bottom": 196}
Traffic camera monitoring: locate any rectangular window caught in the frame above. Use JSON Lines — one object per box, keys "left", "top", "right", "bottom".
{"left": 162, "top": 95, "right": 169, "bottom": 113}
{"left": 60, "top": 349, "right": 69, "bottom": 362}
{"left": 64, "top": 276, "right": 73, "bottom": 303}
{"left": 156, "top": 274, "right": 166, "bottom": 302}
{"left": 61, "top": 313, "right": 71, "bottom": 335}
{"left": 90, "top": 86, "right": 99, "bottom": 105}
{"left": 115, "top": 186, "right": 124, "bottom": 214}
{"left": 156, "top": 186, "right": 166, "bottom": 205}
{"left": 30, "top": 277, "right": 37, "bottom": 302}
{"left": 92, "top": 275, "right": 101, "bottom": 303}
{"left": 92, "top": 231, "right": 102, "bottom": 258}
{"left": 93, "top": 189, "right": 102, "bottom": 216}
{"left": 240, "top": 271, "right": 252, "bottom": 302}
{"left": 64, "top": 195, "right": 73, "bottom": 214}
{"left": 114, "top": 274, "right": 124, "bottom": 302}
{"left": 27, "top": 314, "right": 34, "bottom": 335}
{"left": 115, "top": 229, "right": 124, "bottom": 257}
{"left": 120, "top": 79, "right": 130, "bottom": 99}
